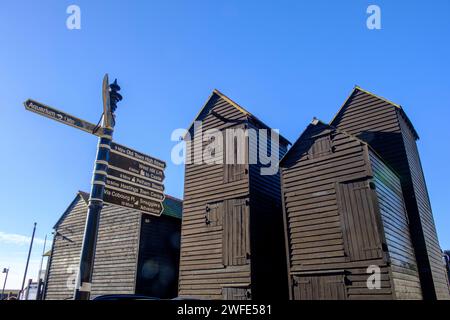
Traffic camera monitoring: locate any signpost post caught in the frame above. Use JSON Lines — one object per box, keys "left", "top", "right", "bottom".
{"left": 73, "top": 75, "right": 122, "bottom": 300}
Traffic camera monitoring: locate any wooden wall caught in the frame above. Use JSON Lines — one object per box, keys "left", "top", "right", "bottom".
{"left": 178, "top": 93, "right": 252, "bottom": 299}
{"left": 178, "top": 91, "right": 289, "bottom": 299}
{"left": 280, "top": 122, "right": 396, "bottom": 300}
{"left": 45, "top": 192, "right": 181, "bottom": 300}
{"left": 369, "top": 150, "right": 422, "bottom": 299}
{"left": 136, "top": 214, "right": 181, "bottom": 299}
{"left": 90, "top": 204, "right": 141, "bottom": 297}
{"left": 331, "top": 88, "right": 450, "bottom": 299}
{"left": 44, "top": 194, "right": 87, "bottom": 300}
{"left": 247, "top": 120, "right": 289, "bottom": 300}
{"left": 398, "top": 114, "right": 449, "bottom": 299}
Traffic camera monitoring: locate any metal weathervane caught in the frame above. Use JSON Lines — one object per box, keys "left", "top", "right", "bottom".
{"left": 23, "top": 74, "right": 166, "bottom": 300}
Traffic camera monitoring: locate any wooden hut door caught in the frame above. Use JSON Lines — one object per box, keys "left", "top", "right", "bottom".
{"left": 292, "top": 275, "right": 346, "bottom": 300}
{"left": 336, "top": 179, "right": 383, "bottom": 261}
{"left": 223, "top": 287, "right": 251, "bottom": 300}
{"left": 222, "top": 198, "right": 250, "bottom": 266}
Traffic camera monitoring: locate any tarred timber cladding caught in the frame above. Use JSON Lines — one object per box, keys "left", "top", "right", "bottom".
{"left": 280, "top": 122, "right": 394, "bottom": 300}
{"left": 369, "top": 151, "right": 422, "bottom": 299}
{"left": 135, "top": 214, "right": 181, "bottom": 299}
{"left": 282, "top": 126, "right": 368, "bottom": 270}
{"left": 44, "top": 195, "right": 87, "bottom": 300}
{"left": 331, "top": 88, "right": 449, "bottom": 299}
{"left": 247, "top": 121, "right": 289, "bottom": 300}
{"left": 179, "top": 91, "right": 289, "bottom": 300}
{"left": 45, "top": 196, "right": 140, "bottom": 299}
{"left": 179, "top": 94, "right": 251, "bottom": 299}
{"left": 292, "top": 273, "right": 346, "bottom": 300}
{"left": 397, "top": 114, "right": 449, "bottom": 299}
{"left": 90, "top": 204, "right": 141, "bottom": 297}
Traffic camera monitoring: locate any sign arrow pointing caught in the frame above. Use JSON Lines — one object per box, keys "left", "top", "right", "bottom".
{"left": 24, "top": 99, "right": 103, "bottom": 136}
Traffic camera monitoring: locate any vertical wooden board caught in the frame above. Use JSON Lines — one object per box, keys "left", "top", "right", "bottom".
{"left": 337, "top": 179, "right": 383, "bottom": 261}
{"left": 222, "top": 198, "right": 250, "bottom": 267}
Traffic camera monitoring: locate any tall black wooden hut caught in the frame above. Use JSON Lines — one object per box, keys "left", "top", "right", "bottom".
{"left": 44, "top": 191, "right": 182, "bottom": 300}
{"left": 330, "top": 87, "right": 450, "bottom": 300}
{"left": 281, "top": 119, "right": 422, "bottom": 299}
{"left": 178, "top": 89, "right": 290, "bottom": 300}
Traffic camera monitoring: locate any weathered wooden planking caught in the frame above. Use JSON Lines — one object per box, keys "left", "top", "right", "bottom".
{"left": 44, "top": 192, "right": 182, "bottom": 300}
{"left": 331, "top": 87, "right": 449, "bottom": 300}
{"left": 178, "top": 90, "right": 290, "bottom": 300}
{"left": 280, "top": 121, "right": 405, "bottom": 300}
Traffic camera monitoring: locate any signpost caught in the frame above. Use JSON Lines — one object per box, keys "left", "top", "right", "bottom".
{"left": 24, "top": 74, "right": 166, "bottom": 300}
{"left": 109, "top": 152, "right": 165, "bottom": 182}
{"left": 110, "top": 142, "right": 166, "bottom": 169}
{"left": 72, "top": 74, "right": 119, "bottom": 300}
{"left": 104, "top": 142, "right": 166, "bottom": 216}
{"left": 103, "top": 189, "right": 163, "bottom": 216}
{"left": 24, "top": 99, "right": 103, "bottom": 136}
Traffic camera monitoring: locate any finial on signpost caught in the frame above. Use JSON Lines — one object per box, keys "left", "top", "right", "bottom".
{"left": 102, "top": 74, "right": 122, "bottom": 129}
{"left": 109, "top": 79, "right": 122, "bottom": 114}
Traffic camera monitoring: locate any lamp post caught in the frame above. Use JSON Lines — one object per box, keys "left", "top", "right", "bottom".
{"left": 1, "top": 268, "right": 9, "bottom": 300}
{"left": 20, "top": 222, "right": 36, "bottom": 299}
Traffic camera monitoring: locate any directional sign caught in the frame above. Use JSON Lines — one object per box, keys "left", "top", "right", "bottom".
{"left": 24, "top": 99, "right": 102, "bottom": 136}
{"left": 110, "top": 142, "right": 166, "bottom": 169}
{"left": 105, "top": 177, "right": 165, "bottom": 202}
{"left": 104, "top": 141, "right": 166, "bottom": 216}
{"left": 109, "top": 152, "right": 165, "bottom": 183}
{"left": 107, "top": 167, "right": 164, "bottom": 192}
{"left": 103, "top": 188, "right": 163, "bottom": 216}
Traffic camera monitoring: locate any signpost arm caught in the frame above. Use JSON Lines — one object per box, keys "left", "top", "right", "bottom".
{"left": 73, "top": 74, "right": 122, "bottom": 300}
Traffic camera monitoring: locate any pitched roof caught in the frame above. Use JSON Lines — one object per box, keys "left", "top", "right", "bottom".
{"left": 184, "top": 89, "right": 291, "bottom": 145}
{"left": 54, "top": 191, "right": 183, "bottom": 229}
{"left": 53, "top": 191, "right": 88, "bottom": 229}
{"left": 280, "top": 118, "right": 402, "bottom": 179}
{"left": 330, "top": 86, "right": 419, "bottom": 140}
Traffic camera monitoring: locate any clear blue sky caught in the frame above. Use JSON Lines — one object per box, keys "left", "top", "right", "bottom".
{"left": 1, "top": 1, "right": 449, "bottom": 288}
